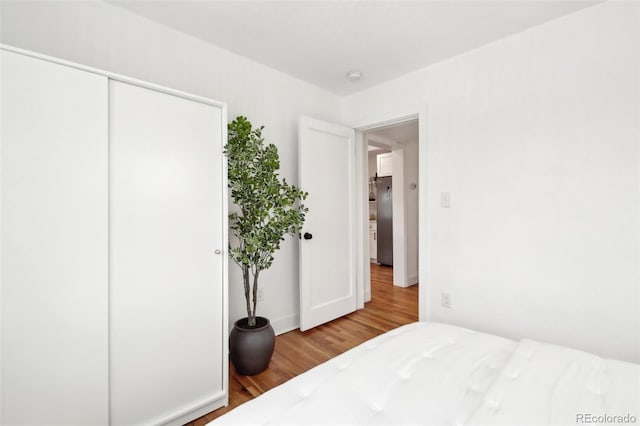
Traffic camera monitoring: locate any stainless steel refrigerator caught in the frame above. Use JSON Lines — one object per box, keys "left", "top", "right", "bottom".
{"left": 376, "top": 176, "right": 393, "bottom": 266}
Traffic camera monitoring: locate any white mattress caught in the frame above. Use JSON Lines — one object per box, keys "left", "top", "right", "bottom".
{"left": 210, "top": 322, "right": 639, "bottom": 426}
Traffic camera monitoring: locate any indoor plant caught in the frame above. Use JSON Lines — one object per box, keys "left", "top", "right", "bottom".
{"left": 225, "top": 116, "right": 308, "bottom": 375}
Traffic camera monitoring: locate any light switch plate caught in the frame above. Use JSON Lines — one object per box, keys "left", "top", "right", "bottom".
{"left": 441, "top": 292, "right": 452, "bottom": 309}
{"left": 440, "top": 192, "right": 451, "bottom": 208}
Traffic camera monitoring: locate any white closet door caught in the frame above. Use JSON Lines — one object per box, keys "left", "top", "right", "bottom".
{"left": 1, "top": 50, "right": 109, "bottom": 425}
{"left": 109, "top": 81, "right": 225, "bottom": 425}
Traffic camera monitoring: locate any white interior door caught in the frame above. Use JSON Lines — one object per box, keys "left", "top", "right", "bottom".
{"left": 299, "top": 117, "right": 356, "bottom": 331}
{"left": 1, "top": 50, "right": 109, "bottom": 425}
{"left": 109, "top": 81, "right": 226, "bottom": 425}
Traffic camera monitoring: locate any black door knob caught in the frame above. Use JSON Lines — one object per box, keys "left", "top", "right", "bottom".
{"left": 303, "top": 232, "right": 313, "bottom": 240}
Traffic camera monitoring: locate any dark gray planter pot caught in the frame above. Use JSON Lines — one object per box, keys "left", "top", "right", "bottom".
{"left": 229, "top": 316, "right": 275, "bottom": 376}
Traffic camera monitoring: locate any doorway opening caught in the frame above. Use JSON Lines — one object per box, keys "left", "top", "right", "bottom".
{"left": 297, "top": 107, "right": 426, "bottom": 331}
{"left": 360, "top": 118, "right": 419, "bottom": 305}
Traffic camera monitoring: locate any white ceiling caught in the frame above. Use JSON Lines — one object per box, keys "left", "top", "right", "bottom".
{"left": 108, "top": 1, "right": 600, "bottom": 95}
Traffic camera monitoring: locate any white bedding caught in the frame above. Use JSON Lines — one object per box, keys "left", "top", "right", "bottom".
{"left": 210, "top": 322, "right": 639, "bottom": 426}
{"left": 468, "top": 339, "right": 640, "bottom": 425}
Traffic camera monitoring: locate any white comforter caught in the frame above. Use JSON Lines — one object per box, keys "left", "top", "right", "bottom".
{"left": 210, "top": 322, "right": 639, "bottom": 425}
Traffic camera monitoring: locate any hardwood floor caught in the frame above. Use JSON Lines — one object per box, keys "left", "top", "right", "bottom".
{"left": 186, "top": 263, "right": 418, "bottom": 425}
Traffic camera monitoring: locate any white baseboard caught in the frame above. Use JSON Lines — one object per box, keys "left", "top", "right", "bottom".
{"left": 393, "top": 274, "right": 419, "bottom": 288}
{"left": 271, "top": 313, "right": 300, "bottom": 335}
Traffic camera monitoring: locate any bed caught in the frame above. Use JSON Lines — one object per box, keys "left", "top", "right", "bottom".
{"left": 209, "top": 322, "right": 639, "bottom": 425}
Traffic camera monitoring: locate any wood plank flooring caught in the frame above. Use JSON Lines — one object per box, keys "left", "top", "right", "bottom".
{"left": 187, "top": 264, "right": 418, "bottom": 425}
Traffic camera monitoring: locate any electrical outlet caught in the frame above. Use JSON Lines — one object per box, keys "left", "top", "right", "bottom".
{"left": 257, "top": 287, "right": 264, "bottom": 302}
{"left": 441, "top": 292, "right": 452, "bottom": 309}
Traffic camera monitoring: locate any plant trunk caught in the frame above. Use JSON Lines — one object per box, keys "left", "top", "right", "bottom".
{"left": 242, "top": 266, "right": 253, "bottom": 325}
{"left": 250, "top": 270, "right": 260, "bottom": 327}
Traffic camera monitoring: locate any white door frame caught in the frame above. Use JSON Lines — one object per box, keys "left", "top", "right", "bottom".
{"left": 350, "top": 105, "right": 428, "bottom": 320}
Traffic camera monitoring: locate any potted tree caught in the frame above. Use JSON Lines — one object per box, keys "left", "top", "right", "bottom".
{"left": 225, "top": 116, "right": 308, "bottom": 376}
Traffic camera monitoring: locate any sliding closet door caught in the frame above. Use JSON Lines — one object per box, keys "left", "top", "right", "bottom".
{"left": 109, "top": 81, "right": 225, "bottom": 425}
{"left": 1, "top": 50, "right": 109, "bottom": 425}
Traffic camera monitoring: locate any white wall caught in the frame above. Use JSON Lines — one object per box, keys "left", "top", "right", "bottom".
{"left": 367, "top": 150, "right": 382, "bottom": 223}
{"left": 0, "top": 0, "right": 341, "bottom": 335}
{"left": 2, "top": 1, "right": 637, "bottom": 362}
{"left": 342, "top": 1, "right": 639, "bottom": 362}
{"left": 403, "top": 140, "right": 419, "bottom": 285}
{"left": 368, "top": 150, "right": 382, "bottom": 179}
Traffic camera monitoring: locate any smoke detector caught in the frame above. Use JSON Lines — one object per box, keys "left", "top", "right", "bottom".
{"left": 346, "top": 70, "right": 362, "bottom": 81}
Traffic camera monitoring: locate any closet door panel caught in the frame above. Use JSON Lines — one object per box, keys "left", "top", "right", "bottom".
{"left": 109, "top": 81, "right": 224, "bottom": 425}
{"left": 0, "top": 50, "right": 109, "bottom": 425}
